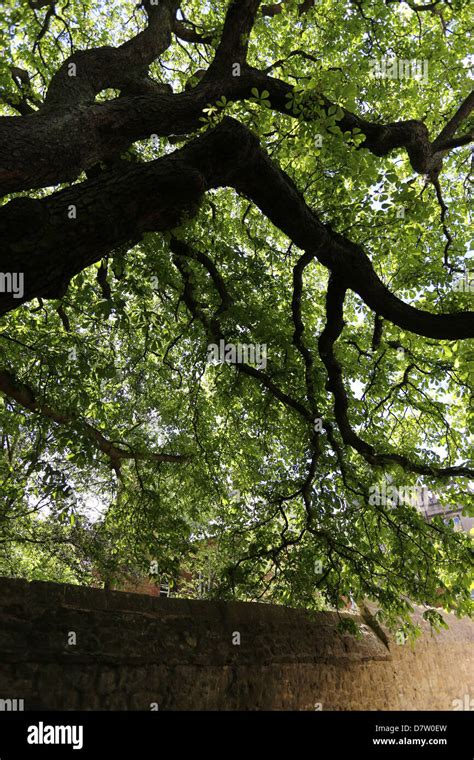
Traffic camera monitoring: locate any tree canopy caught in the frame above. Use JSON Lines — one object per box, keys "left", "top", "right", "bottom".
{"left": 0, "top": 0, "right": 473, "bottom": 637}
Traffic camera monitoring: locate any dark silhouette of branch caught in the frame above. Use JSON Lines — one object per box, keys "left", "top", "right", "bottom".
{"left": 0, "top": 369, "right": 188, "bottom": 474}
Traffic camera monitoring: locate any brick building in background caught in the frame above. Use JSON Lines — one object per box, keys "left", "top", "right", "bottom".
{"left": 418, "top": 493, "right": 474, "bottom": 534}
{"left": 109, "top": 493, "right": 473, "bottom": 599}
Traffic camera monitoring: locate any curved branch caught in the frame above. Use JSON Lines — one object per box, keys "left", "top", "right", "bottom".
{"left": 0, "top": 369, "right": 188, "bottom": 473}
{"left": 432, "top": 90, "right": 474, "bottom": 151}
{"left": 317, "top": 277, "right": 473, "bottom": 478}
{"left": 43, "top": 0, "right": 179, "bottom": 109}
{"left": 172, "top": 20, "right": 213, "bottom": 45}
{"left": 291, "top": 250, "right": 321, "bottom": 412}
{"left": 0, "top": 118, "right": 472, "bottom": 342}
{"left": 3, "top": 60, "right": 467, "bottom": 195}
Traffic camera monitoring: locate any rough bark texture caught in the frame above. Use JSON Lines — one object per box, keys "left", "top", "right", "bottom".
{"left": 1, "top": 118, "right": 471, "bottom": 340}
{"left": 0, "top": 0, "right": 473, "bottom": 485}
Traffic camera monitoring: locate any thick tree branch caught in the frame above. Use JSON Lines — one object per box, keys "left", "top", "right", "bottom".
{"left": 0, "top": 0, "right": 467, "bottom": 195}
{"left": 433, "top": 133, "right": 473, "bottom": 152}
{"left": 0, "top": 118, "right": 472, "bottom": 342}
{"left": 208, "top": 121, "right": 473, "bottom": 340}
{"left": 0, "top": 152, "right": 204, "bottom": 312}
{"left": 0, "top": 66, "right": 42, "bottom": 115}
{"left": 172, "top": 20, "right": 213, "bottom": 45}
{"left": 432, "top": 90, "right": 474, "bottom": 151}
{"left": 246, "top": 68, "right": 438, "bottom": 174}
{"left": 291, "top": 250, "right": 321, "bottom": 413}
{"left": 28, "top": 0, "right": 55, "bottom": 7}
{"left": 2, "top": 65, "right": 469, "bottom": 196}
{"left": 317, "top": 277, "right": 473, "bottom": 478}
{"left": 206, "top": 0, "right": 262, "bottom": 75}
{"left": 43, "top": 0, "right": 179, "bottom": 109}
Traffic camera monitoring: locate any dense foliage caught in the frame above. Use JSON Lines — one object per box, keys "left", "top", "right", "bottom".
{"left": 0, "top": 0, "right": 473, "bottom": 637}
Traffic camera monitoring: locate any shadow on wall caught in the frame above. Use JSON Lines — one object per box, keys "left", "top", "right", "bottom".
{"left": 0, "top": 577, "right": 472, "bottom": 710}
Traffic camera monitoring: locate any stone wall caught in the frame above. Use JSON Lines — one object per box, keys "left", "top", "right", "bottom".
{"left": 0, "top": 577, "right": 472, "bottom": 710}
